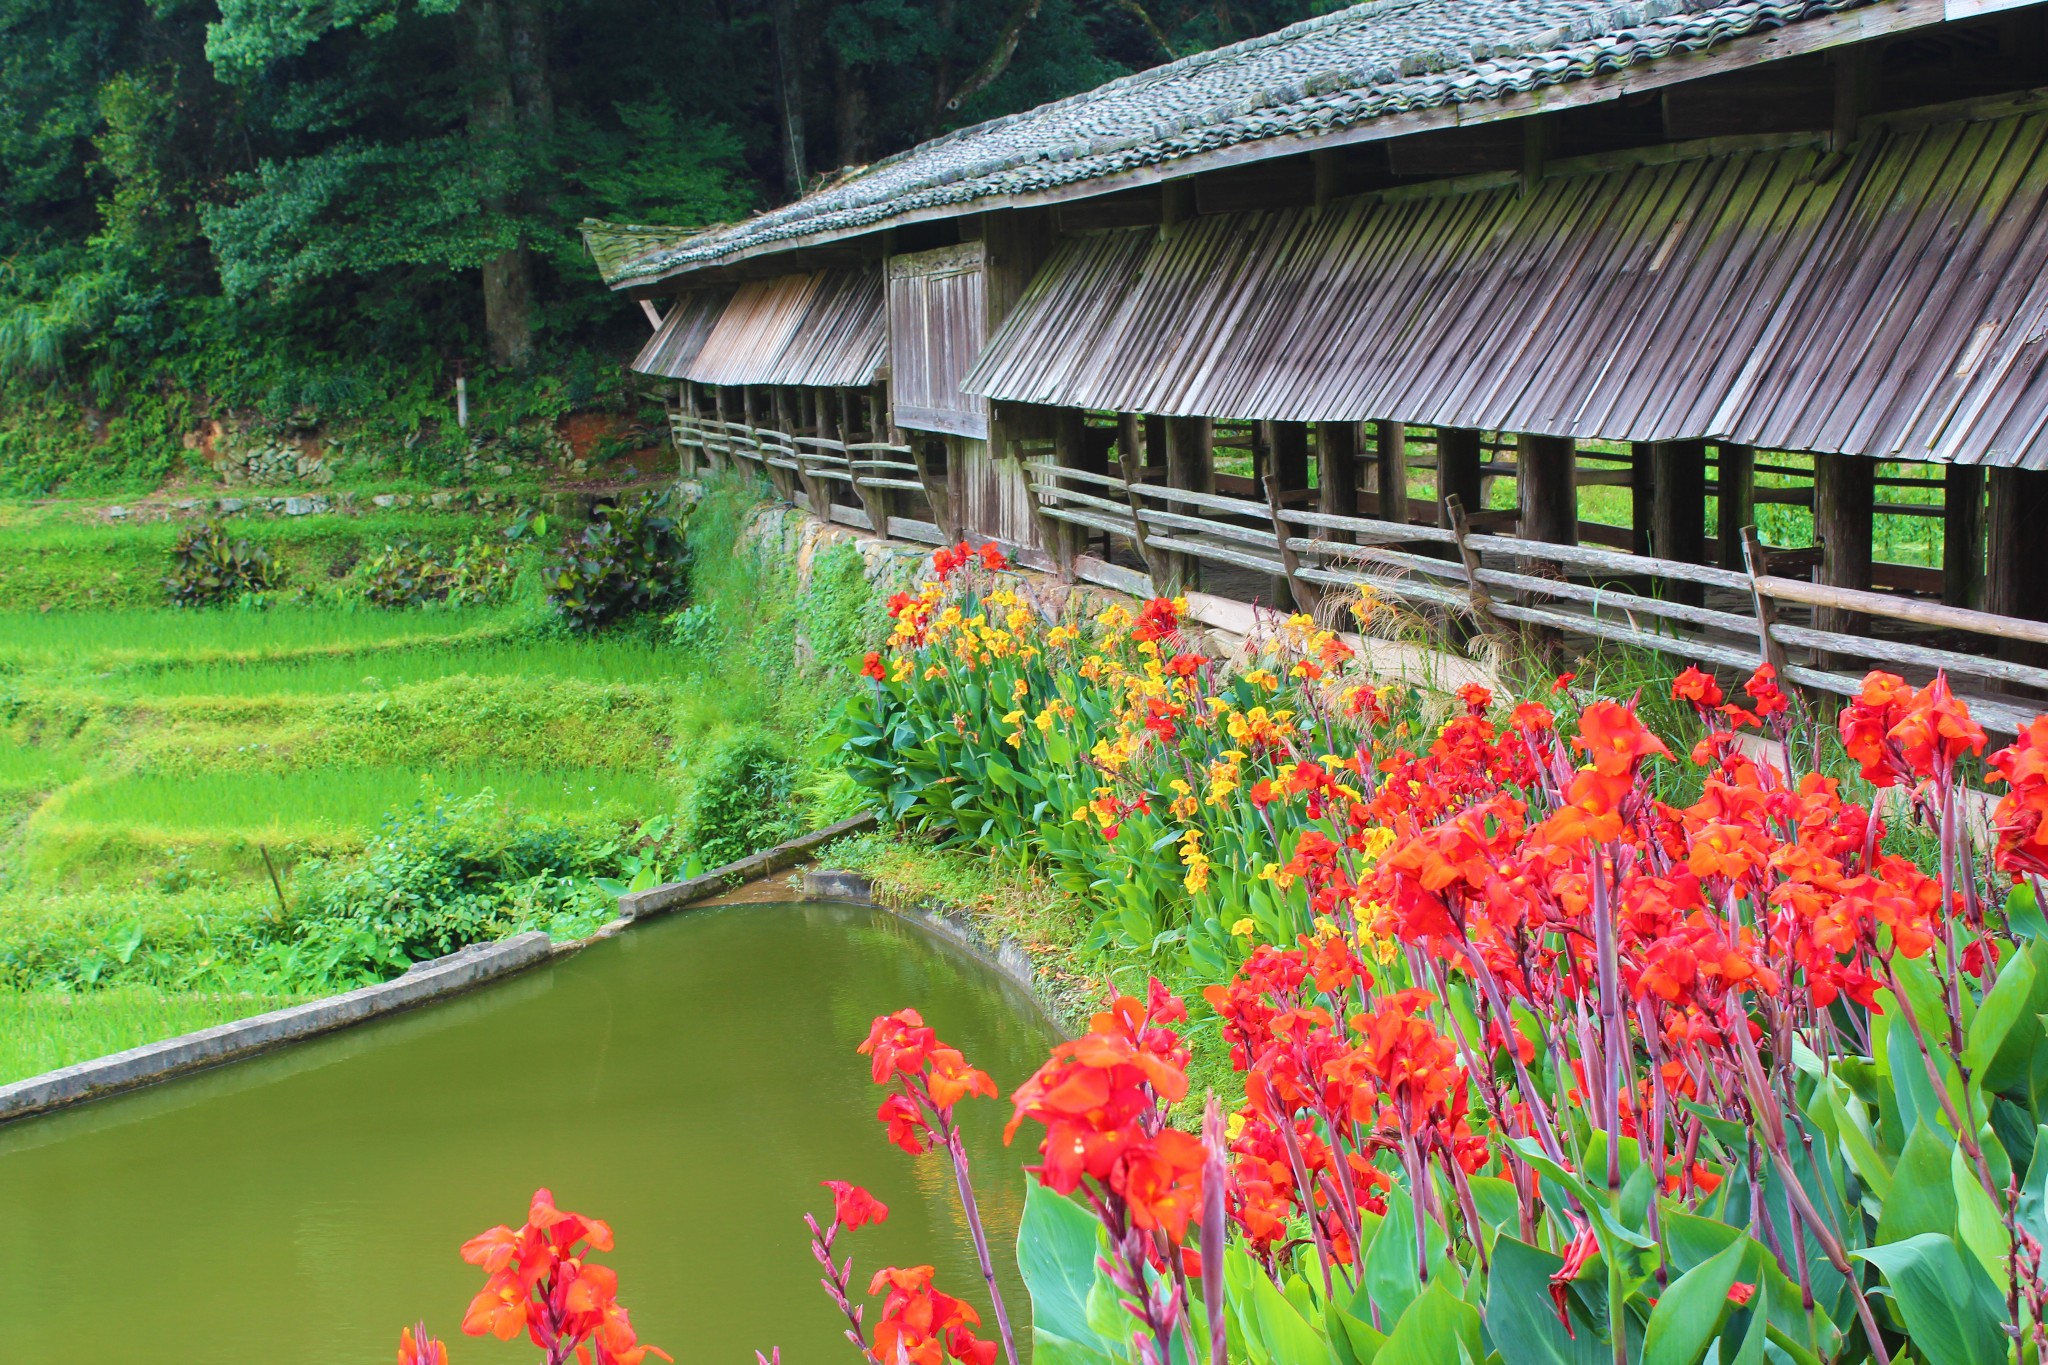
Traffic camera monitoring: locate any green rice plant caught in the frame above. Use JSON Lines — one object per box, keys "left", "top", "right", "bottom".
{"left": 94, "top": 636, "right": 680, "bottom": 698}
{"left": 0, "top": 738, "right": 85, "bottom": 795}
{"left": 0, "top": 987, "right": 308, "bottom": 1085}
{"left": 44, "top": 765, "right": 674, "bottom": 839}
{"left": 0, "top": 601, "right": 523, "bottom": 673}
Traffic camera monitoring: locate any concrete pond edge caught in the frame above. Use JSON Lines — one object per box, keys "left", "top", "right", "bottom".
{"left": 0, "top": 811, "right": 883, "bottom": 1127}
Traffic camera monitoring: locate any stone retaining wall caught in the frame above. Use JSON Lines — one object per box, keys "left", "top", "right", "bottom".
{"left": 0, "top": 933, "right": 552, "bottom": 1125}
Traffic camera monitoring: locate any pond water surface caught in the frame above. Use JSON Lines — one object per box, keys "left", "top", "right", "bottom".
{"left": 0, "top": 901, "right": 1060, "bottom": 1363}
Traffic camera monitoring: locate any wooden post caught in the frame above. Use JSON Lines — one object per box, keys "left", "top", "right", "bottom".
{"left": 1436, "top": 428, "right": 1483, "bottom": 529}
{"left": 1263, "top": 473, "right": 1318, "bottom": 616}
{"left": 1374, "top": 421, "right": 1406, "bottom": 522}
{"left": 1989, "top": 466, "right": 2048, "bottom": 664}
{"left": 1317, "top": 422, "right": 1360, "bottom": 547}
{"left": 1162, "top": 415, "right": 1213, "bottom": 591}
{"left": 1717, "top": 444, "right": 1756, "bottom": 571}
{"left": 1518, "top": 434, "right": 1578, "bottom": 548}
{"left": 710, "top": 388, "right": 729, "bottom": 471}
{"left": 1265, "top": 421, "right": 1309, "bottom": 497}
{"left": 1742, "top": 525, "right": 1792, "bottom": 678}
{"left": 1628, "top": 442, "right": 1654, "bottom": 555}
{"left": 1650, "top": 440, "right": 1707, "bottom": 605}
{"left": 1115, "top": 442, "right": 1167, "bottom": 588}
{"left": 1263, "top": 421, "right": 1311, "bottom": 603}
{"left": 1943, "top": 462, "right": 1985, "bottom": 610}
{"left": 1445, "top": 495, "right": 1503, "bottom": 635}
{"left": 911, "top": 438, "right": 958, "bottom": 542}
{"left": 1813, "top": 451, "right": 1874, "bottom": 641}
{"left": 1040, "top": 407, "right": 1089, "bottom": 575}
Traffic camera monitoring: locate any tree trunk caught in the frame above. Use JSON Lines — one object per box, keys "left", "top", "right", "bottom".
{"left": 772, "top": 0, "right": 807, "bottom": 198}
{"left": 466, "top": 0, "right": 535, "bottom": 369}
{"left": 833, "top": 52, "right": 868, "bottom": 169}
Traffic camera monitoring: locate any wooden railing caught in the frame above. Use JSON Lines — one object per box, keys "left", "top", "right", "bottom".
{"left": 667, "top": 410, "right": 2048, "bottom": 733}
{"left": 671, "top": 413, "right": 950, "bottom": 545}
{"left": 1021, "top": 459, "right": 2048, "bottom": 735}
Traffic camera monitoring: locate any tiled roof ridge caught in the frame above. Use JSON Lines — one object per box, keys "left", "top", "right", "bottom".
{"left": 588, "top": 0, "right": 1873, "bottom": 287}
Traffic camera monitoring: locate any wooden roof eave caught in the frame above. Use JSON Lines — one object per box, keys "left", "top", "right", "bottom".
{"left": 613, "top": 0, "right": 1946, "bottom": 291}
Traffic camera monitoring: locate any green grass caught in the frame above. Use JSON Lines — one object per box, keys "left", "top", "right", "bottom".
{"left": 0, "top": 602, "right": 524, "bottom": 673}
{"left": 0, "top": 987, "right": 308, "bottom": 1084}
{"left": 95, "top": 636, "right": 679, "bottom": 697}
{"left": 47, "top": 765, "right": 675, "bottom": 838}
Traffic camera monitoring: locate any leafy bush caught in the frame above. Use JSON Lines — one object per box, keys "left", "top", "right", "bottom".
{"left": 547, "top": 491, "right": 689, "bottom": 631}
{"left": 359, "top": 536, "right": 514, "bottom": 608}
{"left": 682, "top": 728, "right": 798, "bottom": 869}
{"left": 275, "top": 786, "right": 615, "bottom": 988}
{"left": 162, "top": 522, "right": 284, "bottom": 606}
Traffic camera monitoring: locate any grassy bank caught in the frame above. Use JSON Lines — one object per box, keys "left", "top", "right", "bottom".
{"left": 0, "top": 477, "right": 900, "bottom": 1083}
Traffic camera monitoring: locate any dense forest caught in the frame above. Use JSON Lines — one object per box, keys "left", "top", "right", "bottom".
{"left": 0, "top": 0, "right": 1322, "bottom": 494}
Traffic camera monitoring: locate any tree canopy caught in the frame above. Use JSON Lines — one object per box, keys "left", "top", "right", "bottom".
{"left": 0, "top": 0, "right": 1321, "bottom": 431}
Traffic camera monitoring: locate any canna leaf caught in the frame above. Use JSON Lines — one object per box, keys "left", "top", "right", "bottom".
{"left": 1639, "top": 1237, "right": 1743, "bottom": 1365}
{"left": 1950, "top": 1142, "right": 2010, "bottom": 1293}
{"left": 1964, "top": 943, "right": 2037, "bottom": 1075}
{"left": 1483, "top": 1235, "right": 1607, "bottom": 1365}
{"left": 1874, "top": 1120, "right": 1958, "bottom": 1245}
{"left": 1376, "top": 1279, "right": 1483, "bottom": 1365}
{"left": 1016, "top": 1185, "right": 1118, "bottom": 1360}
{"left": 1853, "top": 1233, "right": 2009, "bottom": 1365}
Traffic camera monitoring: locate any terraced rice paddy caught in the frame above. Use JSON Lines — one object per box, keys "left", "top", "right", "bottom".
{"left": 0, "top": 567, "right": 687, "bottom": 1078}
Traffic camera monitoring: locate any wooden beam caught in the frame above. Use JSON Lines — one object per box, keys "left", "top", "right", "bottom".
{"left": 1374, "top": 421, "right": 1406, "bottom": 523}
{"left": 1436, "top": 427, "right": 1483, "bottom": 529}
{"left": 1813, "top": 450, "right": 1874, "bottom": 642}
{"left": 1717, "top": 443, "right": 1756, "bottom": 571}
{"left": 1041, "top": 407, "right": 1089, "bottom": 573}
{"left": 1518, "top": 434, "right": 1577, "bottom": 547}
{"left": 1943, "top": 462, "right": 1985, "bottom": 610}
{"left": 1832, "top": 41, "right": 1879, "bottom": 150}
{"left": 1650, "top": 439, "right": 1707, "bottom": 605}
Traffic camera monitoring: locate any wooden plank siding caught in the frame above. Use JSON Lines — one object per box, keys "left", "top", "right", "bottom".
{"left": 629, "top": 288, "right": 733, "bottom": 378}
{"left": 666, "top": 270, "right": 884, "bottom": 388}
{"left": 961, "top": 106, "right": 2048, "bottom": 469}
{"left": 886, "top": 243, "right": 991, "bottom": 440}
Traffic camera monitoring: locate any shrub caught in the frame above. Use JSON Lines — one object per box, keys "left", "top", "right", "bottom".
{"left": 360, "top": 536, "right": 514, "bottom": 608}
{"left": 546, "top": 491, "right": 688, "bottom": 631}
{"left": 278, "top": 786, "right": 615, "bottom": 988}
{"left": 163, "top": 522, "right": 283, "bottom": 606}
{"left": 682, "top": 728, "right": 798, "bottom": 869}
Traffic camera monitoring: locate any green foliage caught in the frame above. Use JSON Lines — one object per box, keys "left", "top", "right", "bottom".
{"left": 360, "top": 535, "right": 514, "bottom": 608}
{"left": 547, "top": 490, "right": 687, "bottom": 631}
{"left": 276, "top": 785, "right": 616, "bottom": 988}
{"left": 0, "top": 985, "right": 308, "bottom": 1086}
{"left": 162, "top": 521, "right": 284, "bottom": 606}
{"left": 682, "top": 727, "right": 798, "bottom": 870}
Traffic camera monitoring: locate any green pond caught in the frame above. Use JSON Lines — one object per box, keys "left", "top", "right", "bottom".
{"left": 0, "top": 901, "right": 1060, "bottom": 1363}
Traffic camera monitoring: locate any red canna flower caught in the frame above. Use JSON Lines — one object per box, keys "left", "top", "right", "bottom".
{"left": 1889, "top": 674, "right": 1986, "bottom": 781}
{"left": 862, "top": 651, "right": 887, "bottom": 681}
{"left": 1990, "top": 717, "right": 2048, "bottom": 876}
{"left": 1550, "top": 1225, "right": 1599, "bottom": 1328}
{"left": 867, "top": 1266, "right": 997, "bottom": 1365}
{"left": 978, "top": 542, "right": 1008, "bottom": 571}
{"left": 1671, "top": 666, "right": 1723, "bottom": 710}
{"left": 822, "top": 1181, "right": 890, "bottom": 1231}
{"left": 1456, "top": 682, "right": 1493, "bottom": 715}
{"left": 459, "top": 1190, "right": 668, "bottom": 1365}
{"left": 1131, "top": 597, "right": 1181, "bottom": 644}
{"left": 1743, "top": 663, "right": 1788, "bottom": 718}
{"left": 1727, "top": 1282, "right": 1756, "bottom": 1306}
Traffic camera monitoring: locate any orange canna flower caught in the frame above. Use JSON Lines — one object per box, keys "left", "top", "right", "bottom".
{"left": 398, "top": 1323, "right": 448, "bottom": 1365}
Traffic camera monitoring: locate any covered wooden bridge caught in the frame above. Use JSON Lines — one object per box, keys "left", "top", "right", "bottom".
{"left": 585, "top": 0, "right": 2048, "bottom": 730}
